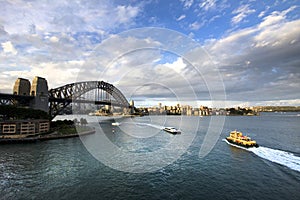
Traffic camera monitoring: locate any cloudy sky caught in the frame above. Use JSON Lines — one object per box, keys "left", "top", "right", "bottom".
{"left": 0, "top": 0, "right": 299, "bottom": 107}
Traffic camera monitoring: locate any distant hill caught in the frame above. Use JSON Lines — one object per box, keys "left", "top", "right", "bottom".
{"left": 253, "top": 106, "right": 300, "bottom": 112}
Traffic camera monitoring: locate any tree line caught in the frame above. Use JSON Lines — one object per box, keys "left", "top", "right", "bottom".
{"left": 0, "top": 105, "right": 50, "bottom": 120}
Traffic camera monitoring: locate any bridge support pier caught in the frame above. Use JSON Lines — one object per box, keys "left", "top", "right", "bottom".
{"left": 29, "top": 77, "right": 49, "bottom": 113}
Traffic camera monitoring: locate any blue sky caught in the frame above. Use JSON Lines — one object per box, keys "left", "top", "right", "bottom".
{"left": 0, "top": 0, "right": 299, "bottom": 107}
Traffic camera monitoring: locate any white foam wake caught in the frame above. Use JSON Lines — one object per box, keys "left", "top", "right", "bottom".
{"left": 223, "top": 139, "right": 300, "bottom": 172}
{"left": 122, "top": 122, "right": 164, "bottom": 130}
{"left": 248, "top": 146, "right": 300, "bottom": 172}
{"left": 136, "top": 122, "right": 164, "bottom": 130}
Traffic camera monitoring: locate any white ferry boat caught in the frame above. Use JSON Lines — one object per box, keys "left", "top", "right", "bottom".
{"left": 163, "top": 127, "right": 181, "bottom": 134}
{"left": 112, "top": 122, "right": 121, "bottom": 126}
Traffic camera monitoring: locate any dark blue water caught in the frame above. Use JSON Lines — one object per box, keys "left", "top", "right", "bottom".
{"left": 1, "top": 113, "right": 300, "bottom": 200}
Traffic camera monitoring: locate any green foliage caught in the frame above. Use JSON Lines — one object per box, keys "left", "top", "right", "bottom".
{"left": 0, "top": 105, "right": 49, "bottom": 120}
{"left": 50, "top": 120, "right": 74, "bottom": 128}
{"left": 226, "top": 107, "right": 255, "bottom": 115}
{"left": 50, "top": 120, "right": 75, "bottom": 135}
{"left": 50, "top": 119, "right": 91, "bottom": 135}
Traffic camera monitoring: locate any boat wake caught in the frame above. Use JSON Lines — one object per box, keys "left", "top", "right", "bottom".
{"left": 122, "top": 122, "right": 164, "bottom": 130}
{"left": 248, "top": 147, "right": 300, "bottom": 172}
{"left": 223, "top": 139, "right": 300, "bottom": 172}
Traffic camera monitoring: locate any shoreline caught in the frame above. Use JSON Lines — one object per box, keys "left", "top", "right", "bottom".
{"left": 0, "top": 129, "right": 95, "bottom": 144}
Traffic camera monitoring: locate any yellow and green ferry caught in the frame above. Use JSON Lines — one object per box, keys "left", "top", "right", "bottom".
{"left": 225, "top": 130, "right": 259, "bottom": 148}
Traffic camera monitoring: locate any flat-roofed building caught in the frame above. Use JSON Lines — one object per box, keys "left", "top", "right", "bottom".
{"left": 0, "top": 120, "right": 50, "bottom": 137}
{"left": 20, "top": 122, "right": 35, "bottom": 134}
{"left": 2, "top": 123, "right": 16, "bottom": 134}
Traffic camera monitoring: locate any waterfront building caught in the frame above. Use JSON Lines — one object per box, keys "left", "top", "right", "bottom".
{"left": 158, "top": 102, "right": 162, "bottom": 108}
{"left": 0, "top": 120, "right": 50, "bottom": 138}
{"left": 137, "top": 103, "right": 258, "bottom": 116}
{"left": 186, "top": 108, "right": 193, "bottom": 116}
{"left": 194, "top": 109, "right": 199, "bottom": 116}
{"left": 199, "top": 106, "right": 210, "bottom": 116}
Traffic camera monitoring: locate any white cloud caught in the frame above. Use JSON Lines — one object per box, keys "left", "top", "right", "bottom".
{"left": 199, "top": 0, "right": 217, "bottom": 11}
{"left": 115, "top": 5, "right": 140, "bottom": 24}
{"left": 180, "top": 0, "right": 194, "bottom": 9}
{"left": 49, "top": 36, "right": 59, "bottom": 43}
{"left": 177, "top": 15, "right": 186, "bottom": 21}
{"left": 189, "top": 21, "right": 202, "bottom": 30}
{"left": 1, "top": 61, "right": 82, "bottom": 90}
{"left": 0, "top": 1, "right": 141, "bottom": 34}
{"left": 259, "top": 11, "right": 285, "bottom": 29}
{"left": 207, "top": 28, "right": 256, "bottom": 59}
{"left": 254, "top": 19, "right": 300, "bottom": 47}
{"left": 258, "top": 6, "right": 270, "bottom": 18}
{"left": 232, "top": 4, "right": 256, "bottom": 25}
{"left": 258, "top": 6, "right": 297, "bottom": 29}
{"left": 165, "top": 57, "right": 187, "bottom": 73}
{"left": 76, "top": 33, "right": 163, "bottom": 86}
{"left": 258, "top": 11, "right": 266, "bottom": 18}
{"left": 1, "top": 41, "right": 17, "bottom": 55}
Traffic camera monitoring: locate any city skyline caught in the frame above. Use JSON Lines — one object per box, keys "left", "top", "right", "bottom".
{"left": 0, "top": 0, "right": 299, "bottom": 107}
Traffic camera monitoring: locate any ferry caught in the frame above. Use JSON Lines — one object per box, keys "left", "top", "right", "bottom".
{"left": 112, "top": 122, "right": 121, "bottom": 126}
{"left": 225, "top": 130, "right": 259, "bottom": 148}
{"left": 163, "top": 127, "right": 181, "bottom": 134}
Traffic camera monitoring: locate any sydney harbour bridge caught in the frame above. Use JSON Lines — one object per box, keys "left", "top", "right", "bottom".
{"left": 0, "top": 77, "right": 131, "bottom": 120}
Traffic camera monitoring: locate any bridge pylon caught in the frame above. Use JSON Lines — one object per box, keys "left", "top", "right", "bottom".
{"left": 30, "top": 76, "right": 49, "bottom": 113}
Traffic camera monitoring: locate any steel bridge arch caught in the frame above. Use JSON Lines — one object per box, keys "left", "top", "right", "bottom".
{"left": 49, "top": 81, "right": 129, "bottom": 119}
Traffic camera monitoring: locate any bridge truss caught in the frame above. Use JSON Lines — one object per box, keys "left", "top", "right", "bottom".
{"left": 48, "top": 81, "right": 130, "bottom": 119}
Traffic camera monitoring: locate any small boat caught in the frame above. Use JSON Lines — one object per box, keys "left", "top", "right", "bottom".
{"left": 225, "top": 130, "right": 259, "bottom": 148}
{"left": 163, "top": 127, "right": 181, "bottom": 134}
{"left": 112, "top": 122, "right": 121, "bottom": 126}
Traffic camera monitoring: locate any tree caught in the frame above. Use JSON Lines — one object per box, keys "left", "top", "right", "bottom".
{"left": 73, "top": 118, "right": 79, "bottom": 125}
{"left": 80, "top": 118, "right": 88, "bottom": 126}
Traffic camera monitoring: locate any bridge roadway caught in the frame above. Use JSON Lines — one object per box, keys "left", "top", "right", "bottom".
{"left": 0, "top": 93, "right": 34, "bottom": 104}
{"left": 49, "top": 97, "right": 129, "bottom": 107}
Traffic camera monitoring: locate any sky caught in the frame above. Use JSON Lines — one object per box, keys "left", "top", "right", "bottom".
{"left": 0, "top": 0, "right": 299, "bottom": 107}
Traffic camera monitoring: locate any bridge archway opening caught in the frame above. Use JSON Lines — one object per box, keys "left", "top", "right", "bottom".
{"left": 49, "top": 81, "right": 130, "bottom": 119}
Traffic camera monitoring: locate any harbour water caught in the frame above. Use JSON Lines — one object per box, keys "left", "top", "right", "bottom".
{"left": 1, "top": 112, "right": 300, "bottom": 200}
